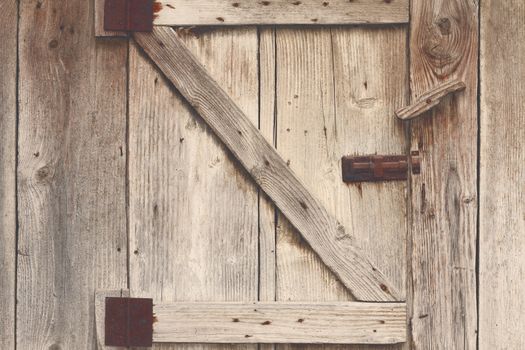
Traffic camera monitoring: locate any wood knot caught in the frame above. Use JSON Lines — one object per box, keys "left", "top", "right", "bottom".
{"left": 437, "top": 17, "right": 451, "bottom": 35}
{"left": 36, "top": 165, "right": 53, "bottom": 182}
{"left": 48, "top": 39, "right": 58, "bottom": 49}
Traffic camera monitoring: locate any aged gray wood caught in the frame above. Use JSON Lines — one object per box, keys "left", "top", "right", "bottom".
{"left": 153, "top": 0, "right": 409, "bottom": 26}
{"left": 133, "top": 27, "right": 401, "bottom": 302}
{"left": 129, "top": 26, "right": 260, "bottom": 350}
{"left": 0, "top": 0, "right": 17, "bottom": 348}
{"left": 17, "top": 0, "right": 128, "bottom": 346}
{"left": 271, "top": 26, "right": 409, "bottom": 350}
{"left": 153, "top": 302, "right": 407, "bottom": 344}
{"left": 395, "top": 79, "right": 466, "bottom": 120}
{"left": 409, "top": 0, "right": 478, "bottom": 349}
{"left": 479, "top": 1, "right": 525, "bottom": 348}
{"left": 259, "top": 27, "right": 277, "bottom": 350}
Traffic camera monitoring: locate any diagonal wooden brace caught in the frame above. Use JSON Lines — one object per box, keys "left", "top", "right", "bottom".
{"left": 132, "top": 27, "right": 403, "bottom": 302}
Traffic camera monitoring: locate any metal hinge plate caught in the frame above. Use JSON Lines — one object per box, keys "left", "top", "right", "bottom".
{"left": 104, "top": 0, "right": 153, "bottom": 32}
{"left": 342, "top": 152, "right": 421, "bottom": 183}
{"left": 105, "top": 296, "right": 154, "bottom": 347}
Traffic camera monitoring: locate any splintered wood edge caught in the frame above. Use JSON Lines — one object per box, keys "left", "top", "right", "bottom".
{"left": 133, "top": 27, "right": 402, "bottom": 302}
{"left": 395, "top": 79, "right": 466, "bottom": 120}
{"left": 94, "top": 289, "right": 131, "bottom": 349}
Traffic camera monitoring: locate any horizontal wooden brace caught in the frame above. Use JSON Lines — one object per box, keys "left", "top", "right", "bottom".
{"left": 96, "top": 0, "right": 409, "bottom": 36}
{"left": 152, "top": 0, "right": 409, "bottom": 26}
{"left": 154, "top": 301, "right": 406, "bottom": 344}
{"left": 96, "top": 291, "right": 406, "bottom": 345}
{"left": 133, "top": 27, "right": 402, "bottom": 302}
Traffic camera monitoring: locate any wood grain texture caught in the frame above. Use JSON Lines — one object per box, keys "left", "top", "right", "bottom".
{"left": 395, "top": 79, "right": 466, "bottom": 120}
{"left": 133, "top": 27, "right": 400, "bottom": 302}
{"left": 153, "top": 0, "right": 409, "bottom": 26}
{"left": 259, "top": 27, "right": 277, "bottom": 350}
{"left": 153, "top": 302, "right": 407, "bottom": 344}
{"left": 479, "top": 1, "right": 525, "bottom": 349}
{"left": 272, "top": 26, "right": 409, "bottom": 350}
{"left": 129, "top": 26, "right": 259, "bottom": 350}
{"left": 409, "top": 1, "right": 478, "bottom": 349}
{"left": 0, "top": 0, "right": 17, "bottom": 348}
{"left": 17, "top": 0, "right": 128, "bottom": 346}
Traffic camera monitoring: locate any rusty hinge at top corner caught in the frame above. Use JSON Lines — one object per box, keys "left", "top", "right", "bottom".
{"left": 342, "top": 152, "right": 421, "bottom": 183}
{"left": 105, "top": 296, "right": 153, "bottom": 347}
{"left": 104, "top": 0, "right": 154, "bottom": 32}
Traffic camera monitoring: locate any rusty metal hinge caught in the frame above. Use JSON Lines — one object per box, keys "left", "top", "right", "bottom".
{"left": 105, "top": 297, "right": 153, "bottom": 347}
{"left": 104, "top": 0, "right": 153, "bottom": 32}
{"left": 342, "top": 152, "right": 421, "bottom": 183}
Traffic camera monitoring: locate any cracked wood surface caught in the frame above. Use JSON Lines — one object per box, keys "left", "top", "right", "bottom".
{"left": 133, "top": 26, "right": 401, "bottom": 302}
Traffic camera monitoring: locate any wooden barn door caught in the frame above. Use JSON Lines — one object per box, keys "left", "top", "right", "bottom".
{"left": 127, "top": 24, "right": 408, "bottom": 347}
{"left": 1, "top": 0, "right": 488, "bottom": 346}
{"left": 72, "top": 0, "right": 476, "bottom": 348}
{"left": 120, "top": 1, "right": 478, "bottom": 349}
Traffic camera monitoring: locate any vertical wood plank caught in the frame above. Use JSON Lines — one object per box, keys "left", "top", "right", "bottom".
{"left": 409, "top": 1, "right": 478, "bottom": 349}
{"left": 0, "top": 0, "right": 17, "bottom": 348}
{"left": 17, "top": 0, "right": 128, "bottom": 347}
{"left": 128, "top": 27, "right": 259, "bottom": 350}
{"left": 479, "top": 1, "right": 525, "bottom": 348}
{"left": 273, "top": 25, "right": 408, "bottom": 350}
{"left": 259, "top": 26, "right": 277, "bottom": 350}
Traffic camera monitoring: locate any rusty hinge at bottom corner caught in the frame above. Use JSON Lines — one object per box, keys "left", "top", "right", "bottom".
{"left": 105, "top": 296, "right": 153, "bottom": 347}
{"left": 104, "top": 0, "right": 154, "bottom": 32}
{"left": 342, "top": 152, "right": 421, "bottom": 183}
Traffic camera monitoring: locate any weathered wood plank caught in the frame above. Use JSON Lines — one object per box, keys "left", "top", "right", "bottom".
{"left": 129, "top": 26, "right": 260, "bottom": 350}
{"left": 153, "top": 0, "right": 409, "bottom": 26}
{"left": 259, "top": 26, "right": 277, "bottom": 350}
{"left": 479, "top": 1, "right": 525, "bottom": 348}
{"left": 395, "top": 79, "right": 466, "bottom": 120}
{"left": 153, "top": 302, "right": 407, "bottom": 344}
{"left": 133, "top": 27, "right": 400, "bottom": 302}
{"left": 0, "top": 0, "right": 17, "bottom": 347}
{"left": 17, "top": 0, "right": 128, "bottom": 347}
{"left": 409, "top": 1, "right": 478, "bottom": 349}
{"left": 272, "top": 25, "right": 409, "bottom": 350}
